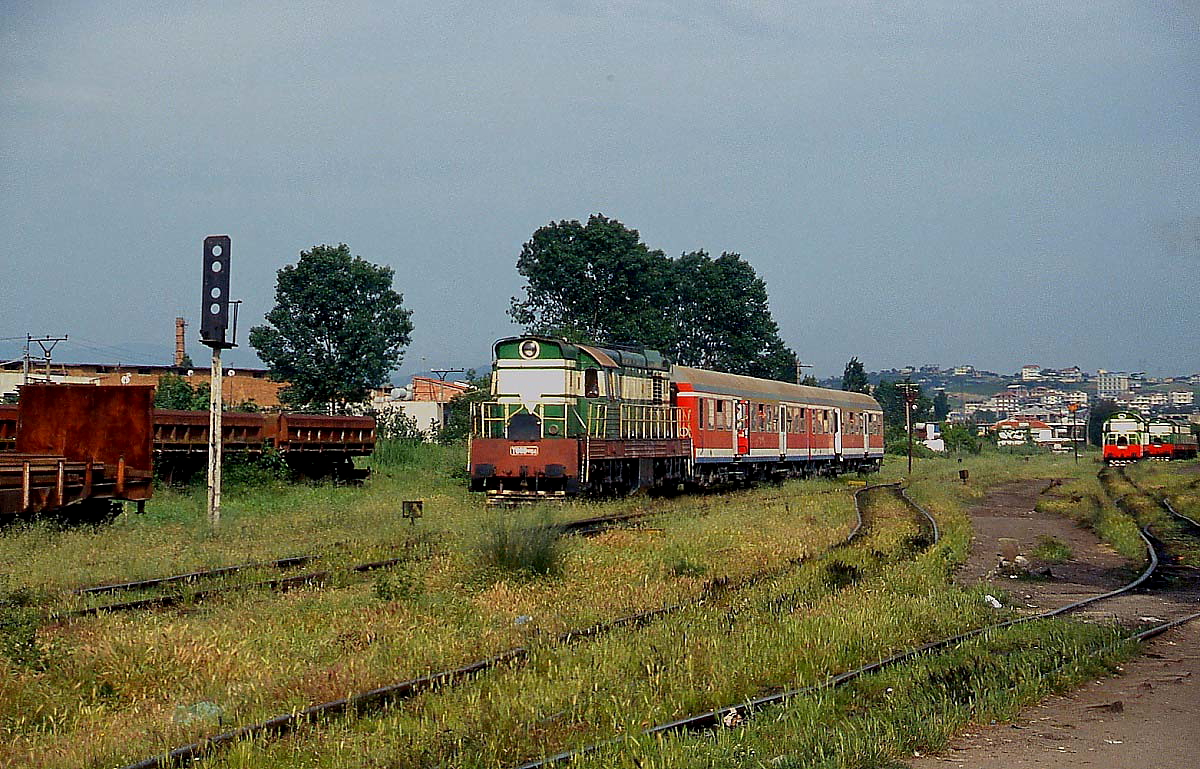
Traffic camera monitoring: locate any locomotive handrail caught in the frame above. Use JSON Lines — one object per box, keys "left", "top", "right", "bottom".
{"left": 618, "top": 403, "right": 680, "bottom": 440}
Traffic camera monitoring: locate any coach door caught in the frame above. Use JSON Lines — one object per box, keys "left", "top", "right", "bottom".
{"left": 735, "top": 400, "right": 750, "bottom": 456}
{"left": 833, "top": 409, "right": 842, "bottom": 456}
{"left": 778, "top": 405, "right": 788, "bottom": 459}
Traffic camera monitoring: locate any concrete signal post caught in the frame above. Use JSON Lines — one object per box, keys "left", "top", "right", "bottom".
{"left": 199, "top": 235, "right": 236, "bottom": 526}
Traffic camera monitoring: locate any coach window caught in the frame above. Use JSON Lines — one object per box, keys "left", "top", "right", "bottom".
{"left": 715, "top": 399, "right": 726, "bottom": 429}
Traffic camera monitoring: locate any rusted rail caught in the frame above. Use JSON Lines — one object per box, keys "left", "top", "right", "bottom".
{"left": 72, "top": 555, "right": 319, "bottom": 596}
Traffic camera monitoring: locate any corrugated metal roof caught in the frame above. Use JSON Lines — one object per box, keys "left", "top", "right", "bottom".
{"left": 672, "top": 366, "right": 882, "bottom": 411}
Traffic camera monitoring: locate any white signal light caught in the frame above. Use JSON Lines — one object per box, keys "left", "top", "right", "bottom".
{"left": 519, "top": 340, "right": 540, "bottom": 360}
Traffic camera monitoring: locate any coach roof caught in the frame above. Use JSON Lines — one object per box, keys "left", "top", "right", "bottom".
{"left": 672, "top": 365, "right": 881, "bottom": 411}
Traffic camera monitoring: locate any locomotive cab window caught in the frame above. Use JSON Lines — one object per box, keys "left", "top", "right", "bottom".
{"left": 584, "top": 369, "right": 600, "bottom": 398}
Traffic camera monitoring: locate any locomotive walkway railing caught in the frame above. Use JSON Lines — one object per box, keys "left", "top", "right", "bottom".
{"left": 618, "top": 404, "right": 681, "bottom": 440}
{"left": 471, "top": 402, "right": 683, "bottom": 441}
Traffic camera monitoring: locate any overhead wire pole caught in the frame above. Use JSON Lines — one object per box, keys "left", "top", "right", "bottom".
{"left": 199, "top": 236, "right": 234, "bottom": 527}
{"left": 793, "top": 356, "right": 812, "bottom": 385}
{"left": 24, "top": 334, "right": 68, "bottom": 383}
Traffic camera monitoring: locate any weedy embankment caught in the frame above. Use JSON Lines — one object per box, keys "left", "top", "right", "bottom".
{"left": 0, "top": 443, "right": 854, "bottom": 768}
{"left": 0, "top": 448, "right": 1161, "bottom": 768}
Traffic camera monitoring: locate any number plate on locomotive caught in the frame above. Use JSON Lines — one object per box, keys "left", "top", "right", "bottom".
{"left": 509, "top": 446, "right": 539, "bottom": 456}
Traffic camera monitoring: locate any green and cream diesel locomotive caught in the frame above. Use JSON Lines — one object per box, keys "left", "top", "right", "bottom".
{"left": 469, "top": 336, "right": 884, "bottom": 503}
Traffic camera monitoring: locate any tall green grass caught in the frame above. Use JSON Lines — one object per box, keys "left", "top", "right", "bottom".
{"left": 0, "top": 448, "right": 1167, "bottom": 769}
{"left": 475, "top": 510, "right": 565, "bottom": 577}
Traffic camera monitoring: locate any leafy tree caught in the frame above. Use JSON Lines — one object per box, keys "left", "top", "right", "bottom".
{"left": 154, "top": 373, "right": 210, "bottom": 410}
{"left": 941, "top": 421, "right": 983, "bottom": 454}
{"left": 841, "top": 357, "right": 869, "bottom": 393}
{"left": 509, "top": 215, "right": 674, "bottom": 349}
{"left": 154, "top": 373, "right": 259, "bottom": 412}
{"left": 510, "top": 216, "right": 796, "bottom": 381}
{"left": 972, "top": 409, "right": 999, "bottom": 425}
{"left": 250, "top": 244, "right": 414, "bottom": 410}
{"left": 800, "top": 374, "right": 819, "bottom": 386}
{"left": 932, "top": 390, "right": 950, "bottom": 421}
{"left": 668, "top": 250, "right": 796, "bottom": 380}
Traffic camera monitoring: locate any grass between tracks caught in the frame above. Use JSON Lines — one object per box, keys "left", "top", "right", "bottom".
{"left": 0, "top": 447, "right": 1161, "bottom": 768}
{"left": 1112, "top": 460, "right": 1200, "bottom": 567}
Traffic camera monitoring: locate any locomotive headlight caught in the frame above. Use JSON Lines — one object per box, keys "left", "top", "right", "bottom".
{"left": 519, "top": 340, "right": 540, "bottom": 360}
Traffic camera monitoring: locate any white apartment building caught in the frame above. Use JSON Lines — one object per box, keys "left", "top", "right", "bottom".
{"left": 1096, "top": 370, "right": 1131, "bottom": 398}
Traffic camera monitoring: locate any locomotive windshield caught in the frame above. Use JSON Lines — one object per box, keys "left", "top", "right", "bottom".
{"left": 493, "top": 366, "right": 568, "bottom": 403}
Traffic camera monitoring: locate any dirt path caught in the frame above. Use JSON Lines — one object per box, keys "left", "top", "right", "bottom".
{"left": 906, "top": 479, "right": 1200, "bottom": 769}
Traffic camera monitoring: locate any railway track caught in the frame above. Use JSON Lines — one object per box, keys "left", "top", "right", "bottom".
{"left": 511, "top": 476, "right": 1200, "bottom": 769}
{"left": 50, "top": 539, "right": 437, "bottom": 620}
{"left": 1101, "top": 466, "right": 1200, "bottom": 596}
{"left": 55, "top": 511, "right": 677, "bottom": 621}
{"left": 1113, "top": 465, "right": 1200, "bottom": 534}
{"left": 119, "top": 482, "right": 911, "bottom": 769}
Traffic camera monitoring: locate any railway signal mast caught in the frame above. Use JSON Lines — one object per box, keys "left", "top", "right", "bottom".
{"left": 199, "top": 235, "right": 237, "bottom": 526}
{"left": 897, "top": 381, "right": 920, "bottom": 475}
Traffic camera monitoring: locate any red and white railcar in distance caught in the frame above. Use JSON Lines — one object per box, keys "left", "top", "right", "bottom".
{"left": 1102, "top": 412, "right": 1198, "bottom": 465}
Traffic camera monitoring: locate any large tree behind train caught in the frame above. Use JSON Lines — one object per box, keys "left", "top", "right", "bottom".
{"left": 250, "top": 244, "right": 414, "bottom": 410}
{"left": 510, "top": 214, "right": 796, "bottom": 381}
{"left": 508, "top": 214, "right": 676, "bottom": 351}
{"left": 669, "top": 249, "right": 796, "bottom": 381}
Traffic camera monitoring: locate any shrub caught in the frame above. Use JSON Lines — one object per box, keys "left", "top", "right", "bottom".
{"left": 475, "top": 510, "right": 563, "bottom": 578}
{"left": 0, "top": 580, "right": 50, "bottom": 670}
{"left": 373, "top": 568, "right": 422, "bottom": 601}
{"left": 666, "top": 554, "right": 707, "bottom": 578}
{"left": 1031, "top": 536, "right": 1072, "bottom": 563}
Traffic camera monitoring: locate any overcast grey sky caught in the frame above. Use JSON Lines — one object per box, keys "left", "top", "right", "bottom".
{"left": 2, "top": 1, "right": 1197, "bottom": 379}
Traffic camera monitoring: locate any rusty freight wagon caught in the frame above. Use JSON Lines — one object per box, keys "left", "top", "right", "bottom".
{"left": 0, "top": 385, "right": 154, "bottom": 518}
{"left": 2, "top": 384, "right": 378, "bottom": 517}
